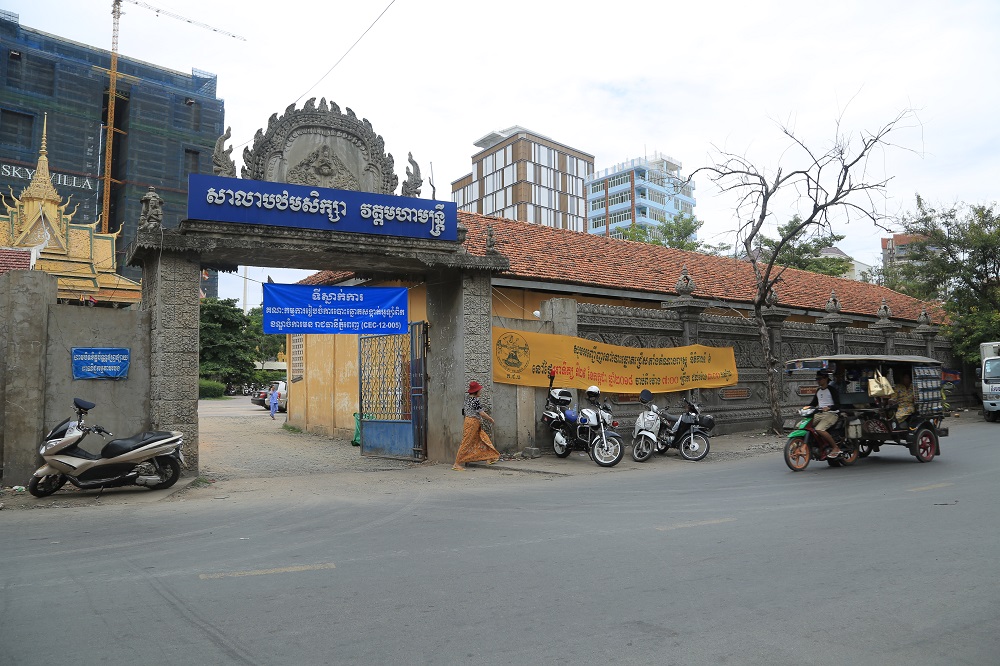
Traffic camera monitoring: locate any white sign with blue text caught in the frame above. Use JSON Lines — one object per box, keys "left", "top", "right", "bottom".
{"left": 262, "top": 285, "right": 409, "bottom": 335}
{"left": 188, "top": 174, "right": 457, "bottom": 241}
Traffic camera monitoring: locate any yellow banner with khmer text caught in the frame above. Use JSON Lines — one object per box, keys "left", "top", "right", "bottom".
{"left": 492, "top": 328, "right": 738, "bottom": 392}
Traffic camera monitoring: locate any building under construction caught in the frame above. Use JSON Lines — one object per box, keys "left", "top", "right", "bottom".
{"left": 0, "top": 10, "right": 223, "bottom": 292}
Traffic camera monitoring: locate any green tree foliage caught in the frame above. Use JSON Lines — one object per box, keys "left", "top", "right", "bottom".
{"left": 198, "top": 298, "right": 258, "bottom": 384}
{"left": 891, "top": 199, "right": 1000, "bottom": 363}
{"left": 618, "top": 213, "right": 732, "bottom": 255}
{"left": 756, "top": 216, "right": 853, "bottom": 277}
{"left": 247, "top": 306, "right": 286, "bottom": 367}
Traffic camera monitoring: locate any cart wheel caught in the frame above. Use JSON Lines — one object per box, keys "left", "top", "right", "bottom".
{"left": 837, "top": 445, "right": 860, "bottom": 466}
{"left": 858, "top": 440, "right": 873, "bottom": 458}
{"left": 912, "top": 427, "right": 937, "bottom": 463}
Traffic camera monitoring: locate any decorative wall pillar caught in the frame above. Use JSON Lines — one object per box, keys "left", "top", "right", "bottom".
{"left": 818, "top": 290, "right": 850, "bottom": 354}
{"left": 913, "top": 307, "right": 939, "bottom": 358}
{"left": 662, "top": 267, "right": 710, "bottom": 401}
{"left": 661, "top": 267, "right": 709, "bottom": 345}
{"left": 870, "top": 298, "right": 902, "bottom": 354}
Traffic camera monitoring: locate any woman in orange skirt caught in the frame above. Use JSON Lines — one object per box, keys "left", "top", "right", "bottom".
{"left": 453, "top": 380, "right": 500, "bottom": 470}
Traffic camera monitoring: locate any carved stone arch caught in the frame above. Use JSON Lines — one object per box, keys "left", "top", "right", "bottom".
{"left": 241, "top": 99, "right": 399, "bottom": 194}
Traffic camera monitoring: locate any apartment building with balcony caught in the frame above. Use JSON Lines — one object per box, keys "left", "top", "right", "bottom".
{"left": 451, "top": 126, "right": 594, "bottom": 232}
{"left": 585, "top": 152, "right": 696, "bottom": 239}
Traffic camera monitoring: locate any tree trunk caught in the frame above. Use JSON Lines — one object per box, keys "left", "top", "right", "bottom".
{"left": 754, "top": 304, "right": 785, "bottom": 435}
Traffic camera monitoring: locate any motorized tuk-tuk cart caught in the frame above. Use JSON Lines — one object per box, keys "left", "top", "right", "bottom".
{"left": 784, "top": 354, "right": 950, "bottom": 468}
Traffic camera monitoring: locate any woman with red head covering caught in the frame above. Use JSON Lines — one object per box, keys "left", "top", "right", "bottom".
{"left": 453, "top": 380, "right": 500, "bottom": 470}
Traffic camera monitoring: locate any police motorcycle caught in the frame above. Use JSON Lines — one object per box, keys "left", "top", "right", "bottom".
{"left": 631, "top": 389, "right": 714, "bottom": 462}
{"left": 27, "top": 398, "right": 185, "bottom": 497}
{"left": 540, "top": 370, "right": 625, "bottom": 467}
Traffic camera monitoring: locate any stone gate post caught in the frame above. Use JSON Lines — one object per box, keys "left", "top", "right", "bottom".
{"left": 425, "top": 268, "right": 494, "bottom": 463}
{"left": 134, "top": 249, "right": 202, "bottom": 473}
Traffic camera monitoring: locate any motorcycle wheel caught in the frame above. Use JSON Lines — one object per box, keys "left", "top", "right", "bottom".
{"left": 912, "top": 427, "right": 937, "bottom": 463}
{"left": 784, "top": 436, "right": 811, "bottom": 471}
{"left": 148, "top": 456, "right": 182, "bottom": 490}
{"left": 592, "top": 434, "right": 624, "bottom": 467}
{"left": 679, "top": 432, "right": 710, "bottom": 461}
{"left": 28, "top": 473, "right": 67, "bottom": 498}
{"left": 553, "top": 433, "right": 571, "bottom": 458}
{"left": 631, "top": 435, "right": 654, "bottom": 462}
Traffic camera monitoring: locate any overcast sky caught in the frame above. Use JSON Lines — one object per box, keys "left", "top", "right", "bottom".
{"left": 12, "top": 0, "right": 1000, "bottom": 307}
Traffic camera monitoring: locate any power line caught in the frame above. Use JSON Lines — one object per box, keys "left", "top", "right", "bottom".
{"left": 233, "top": 0, "right": 399, "bottom": 151}
{"left": 294, "top": 0, "right": 398, "bottom": 105}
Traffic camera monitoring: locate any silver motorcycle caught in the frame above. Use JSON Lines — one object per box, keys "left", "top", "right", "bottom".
{"left": 631, "top": 389, "right": 713, "bottom": 462}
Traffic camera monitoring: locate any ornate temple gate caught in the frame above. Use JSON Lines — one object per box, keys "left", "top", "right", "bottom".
{"left": 123, "top": 98, "right": 507, "bottom": 471}
{"left": 358, "top": 322, "right": 428, "bottom": 460}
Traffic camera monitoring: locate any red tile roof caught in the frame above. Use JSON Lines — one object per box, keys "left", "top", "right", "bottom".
{"left": 880, "top": 233, "right": 924, "bottom": 250}
{"left": 0, "top": 248, "right": 31, "bottom": 274}
{"left": 305, "top": 212, "right": 944, "bottom": 324}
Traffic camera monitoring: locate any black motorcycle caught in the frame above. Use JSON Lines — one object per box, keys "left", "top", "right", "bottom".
{"left": 631, "top": 389, "right": 714, "bottom": 462}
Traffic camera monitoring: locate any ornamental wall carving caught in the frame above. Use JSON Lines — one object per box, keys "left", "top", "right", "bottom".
{"left": 239, "top": 98, "right": 423, "bottom": 197}
{"left": 566, "top": 301, "right": 969, "bottom": 432}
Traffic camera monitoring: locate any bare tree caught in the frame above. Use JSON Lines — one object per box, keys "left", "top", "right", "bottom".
{"left": 693, "top": 111, "right": 917, "bottom": 434}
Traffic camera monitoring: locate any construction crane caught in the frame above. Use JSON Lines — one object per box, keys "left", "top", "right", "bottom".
{"left": 101, "top": 0, "right": 245, "bottom": 233}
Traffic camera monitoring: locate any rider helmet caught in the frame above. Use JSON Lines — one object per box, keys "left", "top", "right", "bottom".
{"left": 585, "top": 386, "right": 601, "bottom": 402}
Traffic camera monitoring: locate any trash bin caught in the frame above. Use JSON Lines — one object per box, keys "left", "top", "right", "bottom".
{"left": 352, "top": 413, "right": 361, "bottom": 446}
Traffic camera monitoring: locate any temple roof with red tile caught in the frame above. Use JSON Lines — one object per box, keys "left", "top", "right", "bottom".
{"left": 304, "top": 212, "right": 943, "bottom": 324}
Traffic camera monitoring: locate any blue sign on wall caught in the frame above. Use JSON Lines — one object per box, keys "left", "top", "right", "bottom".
{"left": 187, "top": 174, "right": 458, "bottom": 241}
{"left": 72, "top": 348, "right": 130, "bottom": 380}
{"left": 262, "top": 284, "right": 409, "bottom": 335}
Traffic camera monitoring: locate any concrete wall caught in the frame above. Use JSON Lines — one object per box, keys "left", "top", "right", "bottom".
{"left": 44, "top": 304, "right": 151, "bottom": 448}
{"left": 1, "top": 271, "right": 56, "bottom": 484}
{"left": 0, "top": 270, "right": 153, "bottom": 484}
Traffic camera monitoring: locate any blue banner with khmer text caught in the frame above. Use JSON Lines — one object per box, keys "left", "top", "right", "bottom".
{"left": 262, "top": 284, "right": 409, "bottom": 335}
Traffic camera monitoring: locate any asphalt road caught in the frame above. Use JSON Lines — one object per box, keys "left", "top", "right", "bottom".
{"left": 2, "top": 419, "right": 998, "bottom": 665}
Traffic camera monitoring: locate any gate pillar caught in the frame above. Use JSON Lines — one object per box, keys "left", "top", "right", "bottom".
{"left": 425, "top": 268, "right": 493, "bottom": 463}
{"left": 134, "top": 248, "right": 202, "bottom": 473}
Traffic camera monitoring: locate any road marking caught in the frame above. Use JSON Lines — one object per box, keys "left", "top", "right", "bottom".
{"left": 655, "top": 517, "right": 736, "bottom": 532}
{"left": 907, "top": 482, "right": 953, "bottom": 492}
{"left": 199, "top": 562, "right": 336, "bottom": 580}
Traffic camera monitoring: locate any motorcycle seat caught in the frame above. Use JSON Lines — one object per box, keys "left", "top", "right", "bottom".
{"left": 101, "top": 431, "right": 177, "bottom": 458}
{"left": 660, "top": 412, "right": 679, "bottom": 425}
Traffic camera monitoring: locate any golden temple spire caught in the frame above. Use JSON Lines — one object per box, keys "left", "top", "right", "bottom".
{"left": 20, "top": 113, "right": 61, "bottom": 204}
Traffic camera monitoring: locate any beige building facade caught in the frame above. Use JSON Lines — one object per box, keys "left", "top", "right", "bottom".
{"left": 452, "top": 126, "right": 594, "bottom": 232}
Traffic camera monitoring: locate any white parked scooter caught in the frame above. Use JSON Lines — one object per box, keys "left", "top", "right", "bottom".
{"left": 28, "top": 398, "right": 185, "bottom": 497}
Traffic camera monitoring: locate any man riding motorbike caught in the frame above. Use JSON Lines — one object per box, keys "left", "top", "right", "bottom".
{"left": 808, "top": 369, "right": 843, "bottom": 458}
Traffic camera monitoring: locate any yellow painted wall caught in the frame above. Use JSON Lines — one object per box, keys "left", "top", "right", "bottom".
{"left": 289, "top": 283, "right": 427, "bottom": 439}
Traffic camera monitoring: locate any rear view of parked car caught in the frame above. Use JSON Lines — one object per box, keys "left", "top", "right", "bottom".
{"left": 250, "top": 380, "right": 287, "bottom": 412}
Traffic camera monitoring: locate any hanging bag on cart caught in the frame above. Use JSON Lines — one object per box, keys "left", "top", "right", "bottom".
{"left": 868, "top": 370, "right": 895, "bottom": 398}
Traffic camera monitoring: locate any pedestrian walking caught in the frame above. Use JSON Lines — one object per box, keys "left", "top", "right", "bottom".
{"left": 269, "top": 385, "right": 279, "bottom": 420}
{"left": 453, "top": 380, "right": 500, "bottom": 470}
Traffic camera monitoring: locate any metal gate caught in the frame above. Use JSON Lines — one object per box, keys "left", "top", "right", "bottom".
{"left": 358, "top": 321, "right": 427, "bottom": 460}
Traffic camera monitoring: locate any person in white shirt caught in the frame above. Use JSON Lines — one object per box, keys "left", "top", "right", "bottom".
{"left": 807, "top": 370, "right": 843, "bottom": 458}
